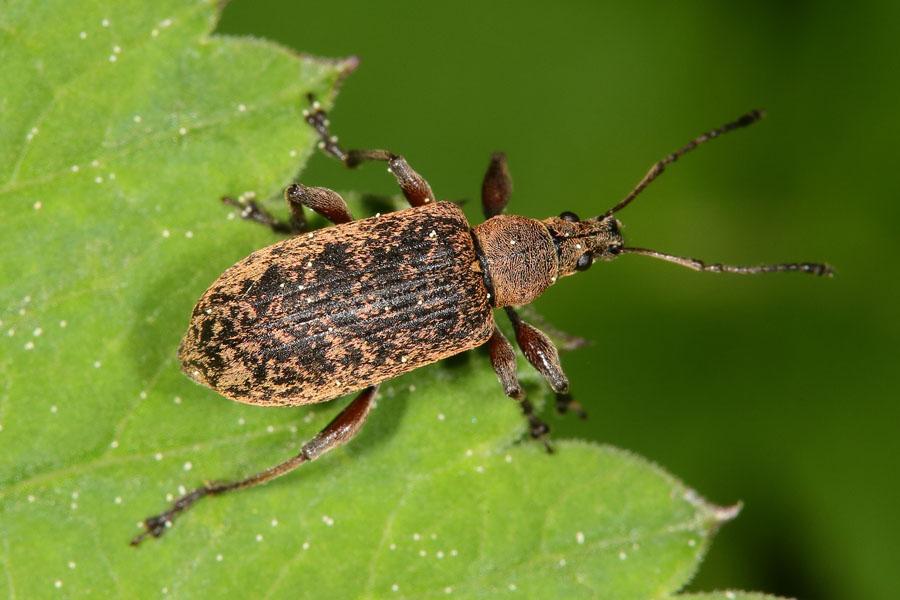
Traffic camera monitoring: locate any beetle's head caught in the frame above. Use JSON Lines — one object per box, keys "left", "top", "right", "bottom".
{"left": 541, "top": 212, "right": 626, "bottom": 279}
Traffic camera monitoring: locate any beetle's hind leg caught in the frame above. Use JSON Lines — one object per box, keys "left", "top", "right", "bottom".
{"left": 305, "top": 95, "right": 435, "bottom": 209}
{"left": 131, "top": 385, "right": 378, "bottom": 546}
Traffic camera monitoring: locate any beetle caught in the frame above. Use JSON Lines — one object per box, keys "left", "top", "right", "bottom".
{"left": 130, "top": 100, "right": 832, "bottom": 545}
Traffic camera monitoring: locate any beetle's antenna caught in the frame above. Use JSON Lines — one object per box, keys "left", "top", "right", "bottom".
{"left": 603, "top": 110, "right": 766, "bottom": 218}
{"left": 620, "top": 247, "right": 834, "bottom": 276}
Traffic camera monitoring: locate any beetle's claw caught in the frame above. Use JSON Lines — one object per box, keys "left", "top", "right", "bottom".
{"left": 130, "top": 514, "right": 171, "bottom": 547}
{"left": 556, "top": 393, "right": 588, "bottom": 419}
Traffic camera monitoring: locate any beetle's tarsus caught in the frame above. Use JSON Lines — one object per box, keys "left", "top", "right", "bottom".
{"left": 223, "top": 196, "right": 295, "bottom": 235}
{"left": 305, "top": 95, "right": 435, "bottom": 208}
{"left": 556, "top": 393, "right": 588, "bottom": 419}
{"left": 130, "top": 486, "right": 211, "bottom": 547}
{"left": 304, "top": 94, "right": 347, "bottom": 162}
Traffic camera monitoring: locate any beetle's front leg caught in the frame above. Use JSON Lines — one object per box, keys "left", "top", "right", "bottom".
{"left": 304, "top": 96, "right": 435, "bottom": 208}
{"left": 504, "top": 307, "right": 587, "bottom": 419}
{"left": 481, "top": 152, "right": 512, "bottom": 219}
{"left": 131, "top": 385, "right": 378, "bottom": 546}
{"left": 487, "top": 326, "right": 552, "bottom": 452}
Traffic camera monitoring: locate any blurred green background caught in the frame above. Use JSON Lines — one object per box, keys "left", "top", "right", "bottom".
{"left": 218, "top": 2, "right": 898, "bottom": 599}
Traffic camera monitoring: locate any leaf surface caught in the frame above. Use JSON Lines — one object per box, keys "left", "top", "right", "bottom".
{"left": 0, "top": 2, "right": 781, "bottom": 598}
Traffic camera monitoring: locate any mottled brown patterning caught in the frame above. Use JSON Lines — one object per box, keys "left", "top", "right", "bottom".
{"left": 132, "top": 99, "right": 832, "bottom": 547}
{"left": 179, "top": 201, "right": 493, "bottom": 406}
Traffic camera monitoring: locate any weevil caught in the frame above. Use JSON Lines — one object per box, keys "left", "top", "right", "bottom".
{"left": 131, "top": 101, "right": 832, "bottom": 546}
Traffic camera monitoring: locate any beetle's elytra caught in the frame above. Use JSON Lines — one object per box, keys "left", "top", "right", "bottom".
{"left": 131, "top": 100, "right": 832, "bottom": 546}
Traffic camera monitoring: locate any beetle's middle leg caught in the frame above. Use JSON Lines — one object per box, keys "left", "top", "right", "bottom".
{"left": 225, "top": 183, "right": 356, "bottom": 235}
{"left": 131, "top": 385, "right": 378, "bottom": 546}
{"left": 305, "top": 96, "right": 435, "bottom": 209}
{"left": 488, "top": 326, "right": 553, "bottom": 452}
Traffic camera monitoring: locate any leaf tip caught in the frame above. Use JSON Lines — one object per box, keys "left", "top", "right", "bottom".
{"left": 683, "top": 488, "right": 742, "bottom": 528}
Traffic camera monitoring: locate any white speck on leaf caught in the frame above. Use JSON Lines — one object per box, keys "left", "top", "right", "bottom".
{"left": 576, "top": 531, "right": 585, "bottom": 544}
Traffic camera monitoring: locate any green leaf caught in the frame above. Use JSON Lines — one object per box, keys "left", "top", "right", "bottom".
{"left": 0, "top": 1, "right": 788, "bottom": 598}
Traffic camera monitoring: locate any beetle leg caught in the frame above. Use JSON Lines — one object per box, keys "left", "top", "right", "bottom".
{"left": 521, "top": 398, "right": 553, "bottom": 453}
{"left": 481, "top": 152, "right": 512, "bottom": 219}
{"left": 131, "top": 385, "right": 378, "bottom": 546}
{"left": 503, "top": 307, "right": 586, "bottom": 418}
{"left": 304, "top": 95, "right": 435, "bottom": 208}
{"left": 223, "top": 185, "right": 355, "bottom": 236}
{"left": 488, "top": 326, "right": 523, "bottom": 400}
{"left": 487, "top": 326, "right": 553, "bottom": 452}
{"left": 504, "top": 307, "right": 569, "bottom": 394}
{"left": 284, "top": 184, "right": 354, "bottom": 228}
{"left": 518, "top": 305, "right": 590, "bottom": 351}
{"left": 222, "top": 195, "right": 295, "bottom": 234}
{"left": 555, "top": 393, "right": 587, "bottom": 420}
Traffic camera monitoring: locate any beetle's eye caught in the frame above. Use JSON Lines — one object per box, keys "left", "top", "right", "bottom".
{"left": 559, "top": 211, "right": 580, "bottom": 223}
{"left": 575, "top": 252, "right": 593, "bottom": 271}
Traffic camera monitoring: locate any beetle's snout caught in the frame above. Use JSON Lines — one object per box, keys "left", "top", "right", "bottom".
{"left": 540, "top": 213, "right": 626, "bottom": 278}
